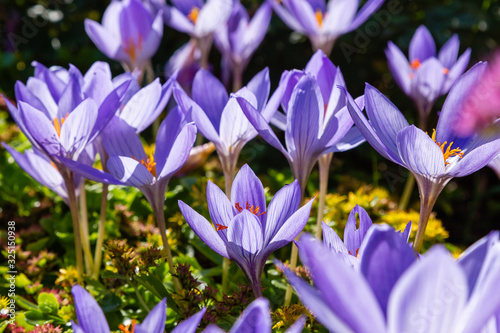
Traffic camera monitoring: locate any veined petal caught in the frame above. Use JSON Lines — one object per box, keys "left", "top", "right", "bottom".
{"left": 227, "top": 210, "right": 264, "bottom": 263}
{"left": 442, "top": 48, "right": 471, "bottom": 93}
{"left": 229, "top": 298, "right": 271, "bottom": 333}
{"left": 385, "top": 41, "right": 412, "bottom": 95}
{"left": 119, "top": 79, "right": 162, "bottom": 131}
{"left": 82, "top": 61, "right": 113, "bottom": 106}
{"left": 344, "top": 205, "right": 372, "bottom": 255}
{"left": 285, "top": 316, "right": 307, "bottom": 333}
{"left": 195, "top": 0, "right": 233, "bottom": 37}
{"left": 171, "top": 0, "right": 203, "bottom": 16}
{"left": 322, "top": 221, "right": 348, "bottom": 255}
{"left": 263, "top": 180, "right": 301, "bottom": 245}
{"left": 72, "top": 285, "right": 110, "bottom": 333}
{"left": 178, "top": 200, "right": 230, "bottom": 258}
{"left": 230, "top": 164, "right": 266, "bottom": 216}
{"left": 25, "top": 78, "right": 58, "bottom": 118}
{"left": 107, "top": 155, "right": 154, "bottom": 187}
{"left": 136, "top": 11, "right": 163, "bottom": 67}
{"left": 85, "top": 19, "right": 124, "bottom": 61}
{"left": 269, "top": 0, "right": 305, "bottom": 33}
{"left": 165, "top": 6, "right": 195, "bottom": 34}
{"left": 409, "top": 25, "right": 436, "bottom": 62}
{"left": 305, "top": 50, "right": 336, "bottom": 102}
{"left": 172, "top": 308, "right": 206, "bottom": 333}
{"left": 438, "top": 34, "right": 460, "bottom": 69}
{"left": 135, "top": 299, "right": 166, "bottom": 333}
{"left": 158, "top": 122, "right": 197, "bottom": 179}
{"left": 246, "top": 67, "right": 271, "bottom": 111}
{"left": 56, "top": 155, "right": 124, "bottom": 185}
{"left": 207, "top": 180, "right": 233, "bottom": 243}
{"left": 192, "top": 69, "right": 228, "bottom": 132}
{"left": 411, "top": 57, "right": 446, "bottom": 114}
{"left": 387, "top": 246, "right": 468, "bottom": 333}
{"left": 219, "top": 93, "right": 257, "bottom": 149}
{"left": 323, "top": 0, "right": 359, "bottom": 36}
{"left": 60, "top": 99, "right": 97, "bottom": 159}
{"left": 396, "top": 125, "right": 445, "bottom": 177}
{"left": 243, "top": 3, "right": 272, "bottom": 60}
{"left": 102, "top": 118, "right": 147, "bottom": 160}
{"left": 154, "top": 106, "right": 186, "bottom": 172}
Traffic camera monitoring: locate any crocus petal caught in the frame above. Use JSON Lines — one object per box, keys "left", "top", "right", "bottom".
{"left": 263, "top": 180, "right": 301, "bottom": 245}
{"left": 385, "top": 41, "right": 412, "bottom": 95}
{"left": 304, "top": 50, "right": 336, "bottom": 102}
{"left": 107, "top": 155, "right": 154, "bottom": 186}
{"left": 60, "top": 99, "right": 97, "bottom": 158}
{"left": 89, "top": 80, "right": 126, "bottom": 142}
{"left": 207, "top": 180, "right": 233, "bottom": 243}
{"left": 219, "top": 93, "right": 257, "bottom": 150}
{"left": 227, "top": 210, "right": 264, "bottom": 265}
{"left": 409, "top": 25, "right": 436, "bottom": 62}
{"left": 158, "top": 122, "right": 197, "bottom": 179}
{"left": 244, "top": 2, "right": 272, "bottom": 60}
{"left": 178, "top": 200, "right": 230, "bottom": 258}
{"left": 229, "top": 298, "right": 271, "bottom": 333}
{"left": 102, "top": 118, "right": 147, "bottom": 160}
{"left": 119, "top": 79, "right": 162, "bottom": 131}
{"left": 72, "top": 285, "right": 110, "bottom": 333}
{"left": 154, "top": 106, "right": 186, "bottom": 172}
{"left": 387, "top": 246, "right": 468, "bottom": 333}
{"left": 195, "top": 0, "right": 233, "bottom": 37}
{"left": 284, "top": 0, "right": 319, "bottom": 35}
{"left": 322, "top": 221, "right": 348, "bottom": 255}
{"left": 192, "top": 69, "right": 228, "bottom": 131}
{"left": 297, "top": 234, "right": 386, "bottom": 333}
{"left": 84, "top": 19, "right": 124, "bottom": 60}
{"left": 135, "top": 299, "right": 166, "bottom": 333}
{"left": 442, "top": 48, "right": 471, "bottom": 93}
{"left": 438, "top": 34, "right": 460, "bottom": 69}
{"left": 57, "top": 68, "right": 84, "bottom": 119}
{"left": 246, "top": 67, "right": 271, "bottom": 111}
{"left": 202, "top": 325, "right": 226, "bottom": 333}
{"left": 277, "top": 261, "right": 354, "bottom": 333}
{"left": 56, "top": 155, "right": 124, "bottom": 185}
{"left": 364, "top": 84, "right": 409, "bottom": 156}
{"left": 82, "top": 61, "right": 114, "bottom": 106}
{"left": 166, "top": 6, "right": 195, "bottom": 34}
{"left": 171, "top": 0, "right": 203, "bottom": 16}
{"left": 323, "top": 0, "right": 359, "bottom": 36}
{"left": 396, "top": 125, "right": 446, "bottom": 177}
{"left": 71, "top": 322, "right": 85, "bottom": 333}
{"left": 344, "top": 205, "right": 372, "bottom": 255}
{"left": 230, "top": 164, "right": 266, "bottom": 216}
{"left": 172, "top": 308, "right": 207, "bottom": 333}
{"left": 359, "top": 225, "right": 416, "bottom": 314}
{"left": 136, "top": 11, "right": 163, "bottom": 66}
{"left": 19, "top": 101, "right": 62, "bottom": 156}
{"left": 25, "top": 78, "right": 58, "bottom": 118}
{"left": 285, "top": 316, "right": 307, "bottom": 333}
{"left": 325, "top": 125, "right": 366, "bottom": 153}
{"left": 411, "top": 57, "right": 446, "bottom": 113}
{"left": 348, "top": 0, "right": 384, "bottom": 31}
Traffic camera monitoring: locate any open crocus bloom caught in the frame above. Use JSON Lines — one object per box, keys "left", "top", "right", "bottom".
{"left": 386, "top": 25, "right": 471, "bottom": 121}
{"left": 71, "top": 285, "right": 206, "bottom": 333}
{"left": 85, "top": 0, "right": 163, "bottom": 71}
{"left": 344, "top": 62, "right": 500, "bottom": 251}
{"left": 270, "top": 0, "right": 385, "bottom": 54}
{"left": 280, "top": 229, "right": 500, "bottom": 332}
{"left": 178, "top": 164, "right": 313, "bottom": 297}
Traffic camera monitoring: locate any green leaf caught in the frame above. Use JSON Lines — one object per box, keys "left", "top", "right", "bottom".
{"left": 0, "top": 321, "right": 9, "bottom": 333}
{"left": 24, "top": 310, "right": 49, "bottom": 326}
{"left": 38, "top": 293, "right": 59, "bottom": 314}
{"left": 134, "top": 275, "right": 178, "bottom": 313}
{"left": 26, "top": 237, "right": 50, "bottom": 252}
{"left": 15, "top": 295, "right": 39, "bottom": 310}
{"left": 190, "top": 238, "right": 223, "bottom": 265}
{"left": 101, "top": 270, "right": 128, "bottom": 281}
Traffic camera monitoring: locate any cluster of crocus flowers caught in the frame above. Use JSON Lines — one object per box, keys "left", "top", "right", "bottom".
{"left": 386, "top": 25, "right": 471, "bottom": 128}
{"left": 85, "top": 0, "right": 164, "bottom": 72}
{"left": 214, "top": 1, "right": 272, "bottom": 90}
{"left": 280, "top": 228, "right": 500, "bottom": 332}
{"left": 343, "top": 62, "right": 500, "bottom": 252}
{"left": 178, "top": 164, "right": 314, "bottom": 297}
{"left": 270, "top": 0, "right": 386, "bottom": 54}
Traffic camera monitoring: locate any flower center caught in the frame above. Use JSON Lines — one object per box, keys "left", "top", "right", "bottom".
{"left": 235, "top": 202, "right": 266, "bottom": 216}
{"left": 215, "top": 224, "right": 228, "bottom": 231}
{"left": 315, "top": 9, "right": 324, "bottom": 27}
{"left": 132, "top": 154, "right": 157, "bottom": 177}
{"left": 52, "top": 113, "right": 69, "bottom": 137}
{"left": 118, "top": 319, "right": 136, "bottom": 333}
{"left": 188, "top": 7, "right": 200, "bottom": 23}
{"left": 443, "top": 67, "right": 449, "bottom": 74}
{"left": 430, "top": 129, "right": 464, "bottom": 165}
{"left": 410, "top": 59, "right": 421, "bottom": 70}
{"left": 123, "top": 36, "right": 143, "bottom": 64}
{"left": 348, "top": 248, "right": 360, "bottom": 257}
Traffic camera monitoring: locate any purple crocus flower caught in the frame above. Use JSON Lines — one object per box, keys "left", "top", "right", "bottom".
{"left": 178, "top": 164, "right": 313, "bottom": 297}
{"left": 164, "top": 40, "right": 203, "bottom": 95}
{"left": 343, "top": 62, "right": 500, "bottom": 252}
{"left": 175, "top": 67, "right": 284, "bottom": 192}
{"left": 85, "top": 0, "right": 163, "bottom": 72}
{"left": 214, "top": 1, "right": 272, "bottom": 90}
{"left": 202, "top": 297, "right": 306, "bottom": 332}
{"left": 71, "top": 285, "right": 206, "bottom": 333}
{"left": 322, "top": 205, "right": 412, "bottom": 270}
{"left": 280, "top": 229, "right": 500, "bottom": 332}
{"left": 237, "top": 70, "right": 359, "bottom": 200}
{"left": 386, "top": 25, "right": 471, "bottom": 126}
{"left": 270, "top": 0, "right": 385, "bottom": 55}
{"left": 164, "top": 0, "right": 233, "bottom": 68}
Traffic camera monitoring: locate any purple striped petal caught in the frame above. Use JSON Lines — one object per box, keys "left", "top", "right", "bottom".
{"left": 72, "top": 285, "right": 110, "bottom": 333}
{"left": 135, "top": 299, "right": 166, "bottom": 333}
{"left": 344, "top": 205, "right": 372, "bottom": 256}
{"left": 102, "top": 118, "right": 147, "bottom": 159}
{"left": 228, "top": 298, "right": 271, "bottom": 333}
{"left": 107, "top": 155, "right": 154, "bottom": 186}
{"left": 207, "top": 180, "right": 233, "bottom": 243}
{"left": 438, "top": 34, "right": 460, "bottom": 69}
{"left": 60, "top": 99, "right": 97, "bottom": 158}
{"left": 348, "top": 0, "right": 384, "bottom": 31}
{"left": 172, "top": 308, "right": 206, "bottom": 333}
{"left": 158, "top": 122, "right": 197, "bottom": 179}
{"left": 285, "top": 0, "right": 318, "bottom": 35}
{"left": 85, "top": 19, "right": 124, "bottom": 61}
{"left": 442, "top": 48, "right": 471, "bottom": 93}
{"left": 230, "top": 164, "right": 266, "bottom": 217}
{"left": 409, "top": 25, "right": 436, "bottom": 62}
{"left": 385, "top": 41, "right": 412, "bottom": 95}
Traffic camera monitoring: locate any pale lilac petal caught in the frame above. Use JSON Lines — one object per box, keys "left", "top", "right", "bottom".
{"left": 227, "top": 210, "right": 264, "bottom": 269}
{"left": 219, "top": 93, "right": 257, "bottom": 149}
{"left": 137, "top": 11, "right": 163, "bottom": 66}
{"left": 60, "top": 99, "right": 98, "bottom": 158}
{"left": 387, "top": 246, "right": 468, "bottom": 333}
{"left": 443, "top": 48, "right": 472, "bottom": 93}
{"left": 322, "top": 221, "right": 348, "bottom": 255}
{"left": 409, "top": 25, "right": 436, "bottom": 62}
{"left": 285, "top": 316, "right": 307, "bottom": 333}
{"left": 195, "top": 0, "right": 233, "bottom": 37}
{"left": 171, "top": 0, "right": 203, "bottom": 15}
{"left": 285, "top": 0, "right": 319, "bottom": 34}
{"left": 243, "top": 3, "right": 272, "bottom": 60}
{"left": 230, "top": 164, "right": 266, "bottom": 216}
{"left": 72, "top": 285, "right": 110, "bottom": 333}
{"left": 84, "top": 19, "right": 124, "bottom": 60}
{"left": 305, "top": 49, "right": 336, "bottom": 103}
{"left": 25, "top": 78, "right": 58, "bottom": 118}
{"left": 172, "top": 308, "right": 206, "bottom": 333}
{"left": 348, "top": 0, "right": 384, "bottom": 31}
{"left": 158, "top": 123, "right": 197, "bottom": 179}
{"left": 135, "top": 299, "right": 166, "bottom": 333}
{"left": 102, "top": 118, "right": 147, "bottom": 159}
{"left": 325, "top": 125, "right": 366, "bottom": 153}
{"left": 179, "top": 200, "right": 230, "bottom": 258}
{"left": 202, "top": 324, "right": 226, "bottom": 333}
{"left": 246, "top": 67, "right": 271, "bottom": 111}
{"left": 269, "top": 1, "right": 305, "bottom": 33}
{"left": 411, "top": 57, "right": 446, "bottom": 114}
{"left": 207, "top": 180, "right": 233, "bottom": 243}
{"left": 57, "top": 70, "right": 84, "bottom": 118}
{"left": 385, "top": 41, "right": 412, "bottom": 95}
{"left": 192, "top": 69, "right": 228, "bottom": 131}
{"left": 344, "top": 205, "right": 372, "bottom": 255}
{"left": 166, "top": 6, "right": 195, "bottom": 34}
{"left": 107, "top": 155, "right": 154, "bottom": 186}
{"left": 56, "top": 155, "right": 123, "bottom": 185}
{"left": 119, "top": 79, "right": 162, "bottom": 131}
{"left": 229, "top": 298, "right": 271, "bottom": 333}
{"left": 396, "top": 125, "right": 446, "bottom": 177}
{"left": 154, "top": 106, "right": 186, "bottom": 172}
{"left": 323, "top": 0, "right": 359, "bottom": 36}
{"left": 438, "top": 34, "right": 460, "bottom": 69}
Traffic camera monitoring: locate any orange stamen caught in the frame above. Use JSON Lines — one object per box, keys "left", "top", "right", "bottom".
{"left": 348, "top": 248, "right": 360, "bottom": 257}
{"left": 132, "top": 154, "right": 157, "bottom": 177}
{"left": 123, "top": 36, "right": 143, "bottom": 64}
{"left": 188, "top": 7, "right": 200, "bottom": 23}
{"left": 52, "top": 113, "right": 69, "bottom": 137}
{"left": 235, "top": 202, "right": 266, "bottom": 216}
{"left": 215, "top": 224, "right": 228, "bottom": 231}
{"left": 430, "top": 129, "right": 464, "bottom": 165}
{"left": 410, "top": 59, "right": 421, "bottom": 70}
{"left": 443, "top": 67, "right": 449, "bottom": 75}
{"left": 118, "top": 319, "right": 137, "bottom": 333}
{"left": 315, "top": 9, "right": 323, "bottom": 27}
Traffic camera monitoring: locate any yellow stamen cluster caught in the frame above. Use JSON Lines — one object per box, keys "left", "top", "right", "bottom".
{"left": 235, "top": 202, "right": 267, "bottom": 216}
{"left": 53, "top": 113, "right": 69, "bottom": 137}
{"left": 132, "top": 154, "right": 157, "bottom": 177}
{"left": 188, "top": 7, "right": 200, "bottom": 23}
{"left": 118, "top": 319, "right": 137, "bottom": 333}
{"left": 430, "top": 129, "right": 464, "bottom": 165}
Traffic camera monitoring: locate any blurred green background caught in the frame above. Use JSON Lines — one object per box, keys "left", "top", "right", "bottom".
{"left": 1, "top": 0, "right": 500, "bottom": 247}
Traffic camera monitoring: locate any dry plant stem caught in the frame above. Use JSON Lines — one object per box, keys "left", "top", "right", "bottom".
{"left": 64, "top": 173, "right": 84, "bottom": 284}
{"left": 152, "top": 201, "right": 182, "bottom": 293}
{"left": 221, "top": 153, "right": 237, "bottom": 295}
{"left": 197, "top": 35, "right": 213, "bottom": 70}
{"left": 79, "top": 183, "right": 92, "bottom": 274}
{"left": 232, "top": 65, "right": 243, "bottom": 92}
{"left": 93, "top": 183, "right": 108, "bottom": 279}
{"left": 316, "top": 153, "right": 333, "bottom": 239}
{"left": 284, "top": 179, "right": 307, "bottom": 306}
